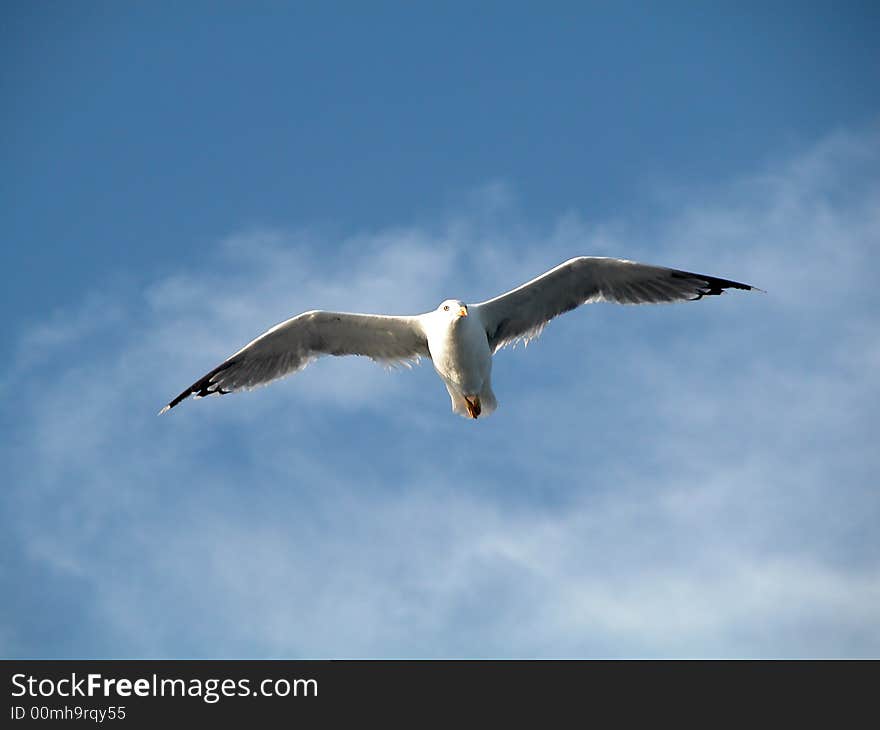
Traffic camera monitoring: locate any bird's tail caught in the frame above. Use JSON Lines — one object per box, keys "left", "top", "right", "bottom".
{"left": 446, "top": 381, "right": 498, "bottom": 420}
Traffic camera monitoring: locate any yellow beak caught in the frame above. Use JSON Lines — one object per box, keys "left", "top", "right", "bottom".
{"left": 458, "top": 306, "right": 468, "bottom": 317}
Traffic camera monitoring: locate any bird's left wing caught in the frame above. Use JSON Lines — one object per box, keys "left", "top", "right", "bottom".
{"left": 160, "top": 310, "right": 429, "bottom": 413}
{"left": 475, "top": 257, "right": 757, "bottom": 352}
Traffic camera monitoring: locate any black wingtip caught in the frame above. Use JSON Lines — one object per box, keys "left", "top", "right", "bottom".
{"left": 157, "top": 386, "right": 195, "bottom": 415}
{"left": 158, "top": 360, "right": 235, "bottom": 415}
{"left": 671, "top": 270, "right": 759, "bottom": 299}
{"left": 157, "top": 388, "right": 191, "bottom": 415}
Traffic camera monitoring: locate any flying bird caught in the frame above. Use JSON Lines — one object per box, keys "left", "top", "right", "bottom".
{"left": 160, "top": 257, "right": 758, "bottom": 419}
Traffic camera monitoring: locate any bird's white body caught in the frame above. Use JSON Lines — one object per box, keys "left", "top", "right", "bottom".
{"left": 161, "top": 256, "right": 757, "bottom": 419}
{"left": 424, "top": 301, "right": 497, "bottom": 418}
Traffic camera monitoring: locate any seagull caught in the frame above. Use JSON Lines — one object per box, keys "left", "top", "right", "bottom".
{"left": 160, "top": 257, "right": 757, "bottom": 419}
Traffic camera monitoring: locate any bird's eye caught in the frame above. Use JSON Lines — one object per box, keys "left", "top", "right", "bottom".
{"left": 443, "top": 305, "right": 449, "bottom": 311}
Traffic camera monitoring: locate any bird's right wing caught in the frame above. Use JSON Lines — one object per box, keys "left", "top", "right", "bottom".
{"left": 475, "top": 256, "right": 756, "bottom": 352}
{"left": 160, "top": 310, "right": 429, "bottom": 413}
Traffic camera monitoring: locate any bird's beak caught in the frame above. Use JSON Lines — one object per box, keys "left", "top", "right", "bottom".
{"left": 458, "top": 306, "right": 468, "bottom": 318}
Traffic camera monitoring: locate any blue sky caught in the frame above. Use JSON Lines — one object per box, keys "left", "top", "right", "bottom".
{"left": 2, "top": 2, "right": 878, "bottom": 657}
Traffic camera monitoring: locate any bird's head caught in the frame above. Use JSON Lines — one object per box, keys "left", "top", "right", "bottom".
{"left": 437, "top": 299, "right": 469, "bottom": 322}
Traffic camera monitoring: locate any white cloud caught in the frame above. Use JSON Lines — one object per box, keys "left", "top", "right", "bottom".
{"left": 3, "top": 126, "right": 879, "bottom": 657}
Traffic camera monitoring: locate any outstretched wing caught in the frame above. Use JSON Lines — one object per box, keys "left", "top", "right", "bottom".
{"left": 160, "top": 310, "right": 429, "bottom": 413}
{"left": 475, "top": 257, "right": 757, "bottom": 352}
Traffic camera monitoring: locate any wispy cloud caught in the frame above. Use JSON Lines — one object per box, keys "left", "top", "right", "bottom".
{"left": 3, "top": 129, "right": 878, "bottom": 657}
